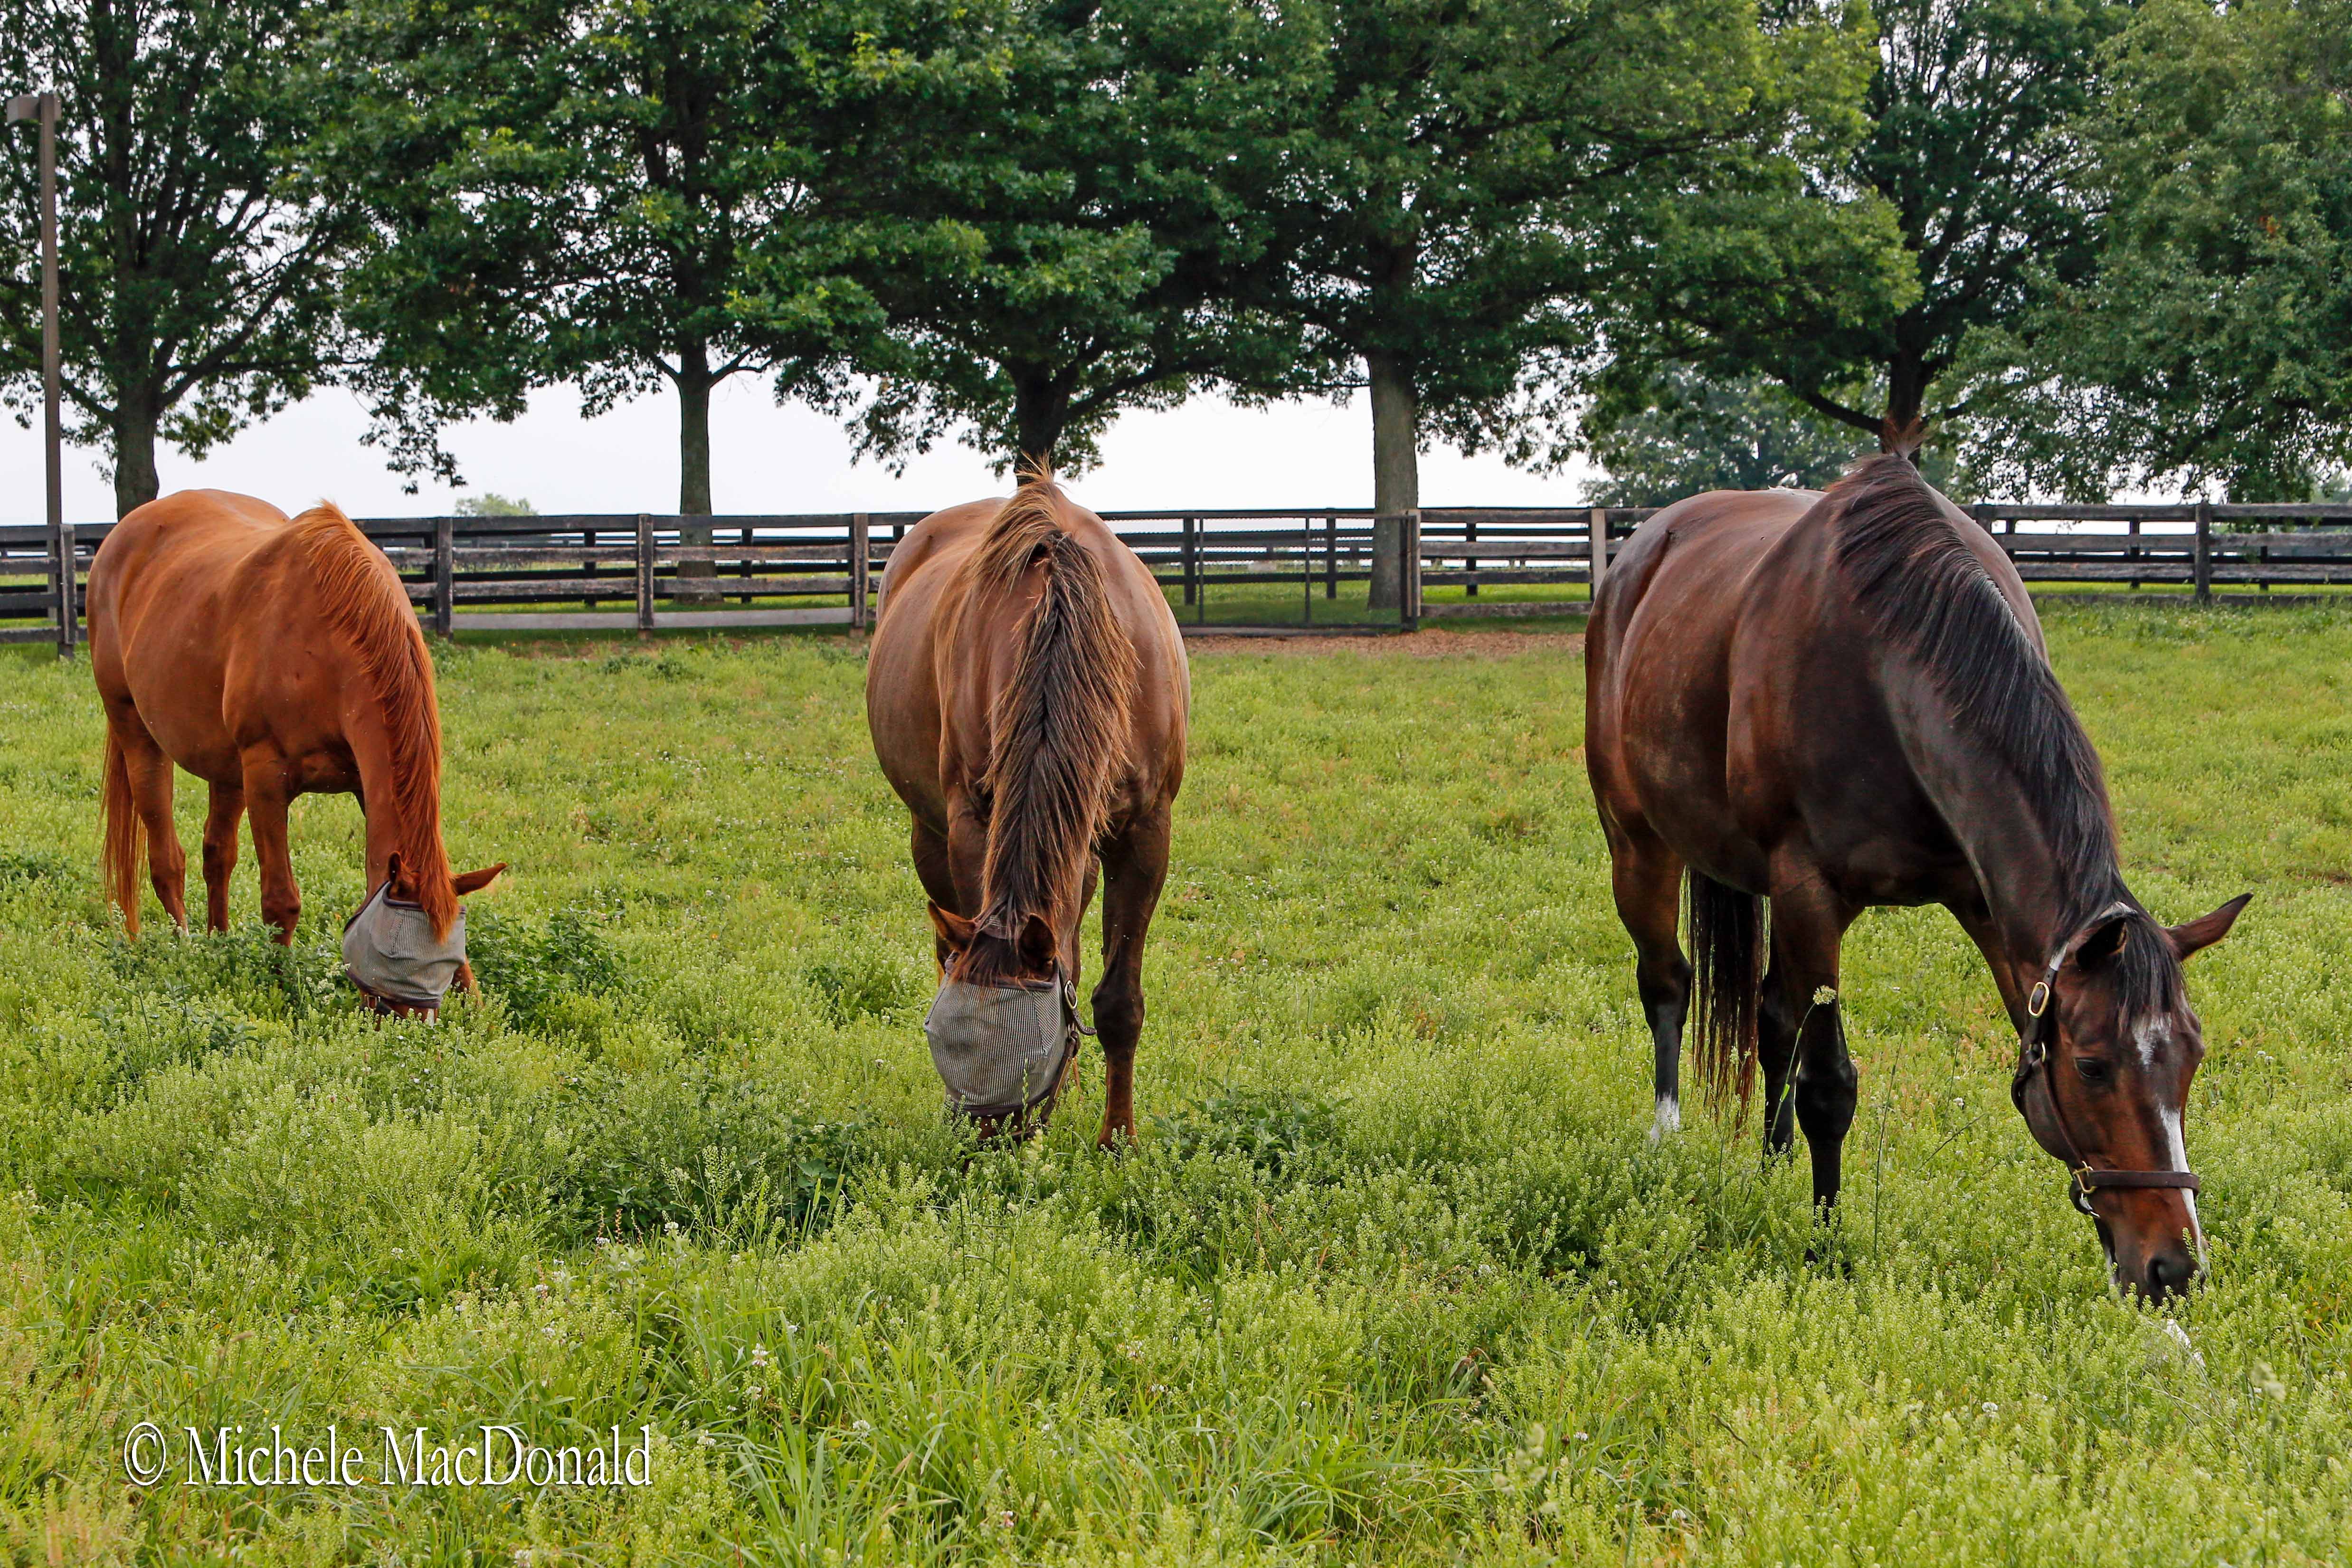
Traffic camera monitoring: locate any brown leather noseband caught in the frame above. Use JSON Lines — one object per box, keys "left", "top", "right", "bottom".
{"left": 2011, "top": 903, "right": 2200, "bottom": 1217}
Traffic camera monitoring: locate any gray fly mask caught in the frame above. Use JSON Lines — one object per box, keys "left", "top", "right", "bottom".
{"left": 923, "top": 967, "right": 1088, "bottom": 1124}
{"left": 342, "top": 880, "right": 468, "bottom": 1014}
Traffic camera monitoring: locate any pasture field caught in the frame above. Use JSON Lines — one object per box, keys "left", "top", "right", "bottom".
{"left": 0, "top": 607, "right": 2347, "bottom": 1565}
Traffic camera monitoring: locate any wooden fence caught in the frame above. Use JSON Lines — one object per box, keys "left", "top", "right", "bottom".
{"left": 8, "top": 499, "right": 2352, "bottom": 652}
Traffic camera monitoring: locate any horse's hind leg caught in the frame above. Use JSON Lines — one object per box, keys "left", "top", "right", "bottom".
{"left": 1092, "top": 809, "right": 1172, "bottom": 1148}
{"left": 112, "top": 716, "right": 188, "bottom": 931}
{"left": 1606, "top": 821, "right": 1690, "bottom": 1142}
{"left": 200, "top": 780, "right": 245, "bottom": 933}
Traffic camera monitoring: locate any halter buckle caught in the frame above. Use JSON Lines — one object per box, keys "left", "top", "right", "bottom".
{"left": 2026, "top": 979, "right": 2051, "bottom": 1018}
{"left": 2068, "top": 1168, "right": 2098, "bottom": 1216}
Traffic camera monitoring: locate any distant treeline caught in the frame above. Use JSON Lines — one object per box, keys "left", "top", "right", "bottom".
{"left": 1, "top": 0, "right": 2346, "bottom": 523}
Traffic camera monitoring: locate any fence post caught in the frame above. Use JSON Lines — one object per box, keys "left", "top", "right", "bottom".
{"left": 1182, "top": 516, "right": 1197, "bottom": 606}
{"left": 1301, "top": 514, "right": 1313, "bottom": 627}
{"left": 851, "top": 512, "right": 871, "bottom": 631}
{"left": 635, "top": 513, "right": 655, "bottom": 632}
{"left": 1325, "top": 513, "right": 1337, "bottom": 599}
{"left": 1589, "top": 507, "right": 1608, "bottom": 602}
{"left": 2194, "top": 499, "right": 2211, "bottom": 603}
{"left": 433, "top": 515, "right": 455, "bottom": 638}
{"left": 1464, "top": 514, "right": 1478, "bottom": 598}
{"left": 1401, "top": 509, "right": 1423, "bottom": 629}
{"left": 54, "top": 517, "right": 75, "bottom": 656}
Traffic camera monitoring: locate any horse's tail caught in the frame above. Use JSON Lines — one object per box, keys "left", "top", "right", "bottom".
{"left": 960, "top": 467, "right": 1139, "bottom": 978}
{"left": 103, "top": 723, "right": 144, "bottom": 936}
{"left": 1687, "top": 871, "right": 1762, "bottom": 1111}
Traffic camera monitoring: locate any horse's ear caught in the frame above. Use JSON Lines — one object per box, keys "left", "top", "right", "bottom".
{"left": 384, "top": 851, "right": 408, "bottom": 896}
{"left": 1017, "top": 912, "right": 1056, "bottom": 973}
{"left": 2168, "top": 893, "right": 2250, "bottom": 962}
{"left": 453, "top": 862, "right": 506, "bottom": 897}
{"left": 2072, "top": 908, "right": 2134, "bottom": 969}
{"left": 929, "top": 902, "right": 977, "bottom": 952}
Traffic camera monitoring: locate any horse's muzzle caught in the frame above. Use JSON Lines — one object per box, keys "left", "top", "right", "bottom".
{"left": 924, "top": 976, "right": 1077, "bottom": 1127}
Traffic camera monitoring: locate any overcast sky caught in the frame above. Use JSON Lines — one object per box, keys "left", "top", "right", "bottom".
{"left": 0, "top": 377, "right": 1599, "bottom": 527}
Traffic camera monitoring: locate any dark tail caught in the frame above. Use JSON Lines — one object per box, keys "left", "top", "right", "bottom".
{"left": 1686, "top": 872, "right": 1762, "bottom": 1111}
{"left": 103, "top": 725, "right": 144, "bottom": 936}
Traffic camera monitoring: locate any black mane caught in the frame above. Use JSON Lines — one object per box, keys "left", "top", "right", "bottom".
{"left": 1828, "top": 456, "right": 2179, "bottom": 1003}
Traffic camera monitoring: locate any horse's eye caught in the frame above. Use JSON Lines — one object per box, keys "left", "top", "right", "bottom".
{"left": 2074, "top": 1056, "right": 2113, "bottom": 1085}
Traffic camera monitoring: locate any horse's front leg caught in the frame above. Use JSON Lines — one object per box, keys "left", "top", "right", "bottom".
{"left": 200, "top": 780, "right": 246, "bottom": 934}
{"left": 1768, "top": 884, "right": 1859, "bottom": 1210}
{"left": 1092, "top": 809, "right": 1172, "bottom": 1148}
{"left": 241, "top": 754, "right": 301, "bottom": 944}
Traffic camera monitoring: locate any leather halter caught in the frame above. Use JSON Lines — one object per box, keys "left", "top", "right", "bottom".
{"left": 2010, "top": 901, "right": 2200, "bottom": 1217}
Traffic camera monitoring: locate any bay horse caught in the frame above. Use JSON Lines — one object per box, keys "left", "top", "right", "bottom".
{"left": 866, "top": 469, "right": 1187, "bottom": 1142}
{"left": 86, "top": 490, "right": 504, "bottom": 1013}
{"left": 1586, "top": 454, "right": 2246, "bottom": 1300}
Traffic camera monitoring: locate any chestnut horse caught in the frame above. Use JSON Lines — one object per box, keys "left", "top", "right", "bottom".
{"left": 867, "top": 470, "right": 1187, "bottom": 1142}
{"left": 1586, "top": 455, "right": 2245, "bottom": 1299}
{"left": 87, "top": 490, "right": 503, "bottom": 1008}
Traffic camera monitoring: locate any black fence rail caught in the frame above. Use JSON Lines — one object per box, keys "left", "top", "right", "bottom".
{"left": 9, "top": 499, "right": 2352, "bottom": 652}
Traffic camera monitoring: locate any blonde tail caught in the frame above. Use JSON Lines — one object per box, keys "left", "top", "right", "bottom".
{"left": 103, "top": 725, "right": 144, "bottom": 936}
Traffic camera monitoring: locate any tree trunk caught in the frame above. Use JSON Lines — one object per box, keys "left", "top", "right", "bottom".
{"left": 111, "top": 393, "right": 161, "bottom": 517}
{"left": 1012, "top": 371, "right": 1069, "bottom": 478}
{"left": 1879, "top": 354, "right": 1928, "bottom": 459}
{"left": 1367, "top": 351, "right": 1419, "bottom": 610}
{"left": 674, "top": 342, "right": 718, "bottom": 603}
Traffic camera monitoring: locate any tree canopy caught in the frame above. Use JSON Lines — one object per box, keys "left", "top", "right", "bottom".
{"left": 0, "top": 0, "right": 365, "bottom": 515}
{"left": 1616, "top": 0, "right": 2135, "bottom": 459}
{"left": 791, "top": 0, "right": 1318, "bottom": 474}
{"left": 1582, "top": 367, "right": 1866, "bottom": 506}
{"left": 12, "top": 0, "right": 2345, "bottom": 515}
{"left": 1228, "top": 0, "right": 1895, "bottom": 602}
{"left": 325, "top": 0, "right": 889, "bottom": 521}
{"left": 1968, "top": 0, "right": 2352, "bottom": 501}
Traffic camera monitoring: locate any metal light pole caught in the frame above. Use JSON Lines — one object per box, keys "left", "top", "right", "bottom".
{"left": 8, "top": 90, "right": 66, "bottom": 656}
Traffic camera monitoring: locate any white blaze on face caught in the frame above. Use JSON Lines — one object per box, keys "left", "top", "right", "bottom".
{"left": 2159, "top": 1101, "right": 2208, "bottom": 1268}
{"left": 2134, "top": 1013, "right": 2207, "bottom": 1267}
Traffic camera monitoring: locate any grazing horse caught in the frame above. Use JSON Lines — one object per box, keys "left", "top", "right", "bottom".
{"left": 87, "top": 490, "right": 503, "bottom": 1013}
{"left": 867, "top": 469, "right": 1187, "bottom": 1142}
{"left": 1586, "top": 455, "right": 2246, "bottom": 1299}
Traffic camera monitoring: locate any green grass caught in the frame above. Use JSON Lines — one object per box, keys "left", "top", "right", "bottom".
{"left": 0, "top": 605, "right": 2347, "bottom": 1564}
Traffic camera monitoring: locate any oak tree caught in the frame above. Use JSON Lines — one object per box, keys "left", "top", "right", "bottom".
{"left": 0, "top": 0, "right": 364, "bottom": 515}
{"left": 1970, "top": 0, "right": 2352, "bottom": 500}
{"left": 1237, "top": 0, "right": 1891, "bottom": 602}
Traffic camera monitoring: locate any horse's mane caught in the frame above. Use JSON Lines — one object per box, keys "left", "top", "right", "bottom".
{"left": 1828, "top": 456, "right": 2179, "bottom": 1002}
{"left": 294, "top": 503, "right": 458, "bottom": 939}
{"left": 953, "top": 467, "right": 1139, "bottom": 983}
